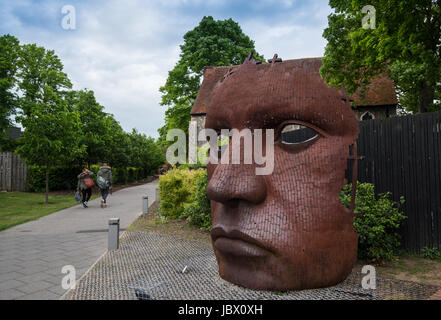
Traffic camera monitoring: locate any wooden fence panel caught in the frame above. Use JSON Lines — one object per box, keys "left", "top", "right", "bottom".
{"left": 0, "top": 152, "right": 28, "bottom": 192}
{"left": 346, "top": 111, "right": 441, "bottom": 253}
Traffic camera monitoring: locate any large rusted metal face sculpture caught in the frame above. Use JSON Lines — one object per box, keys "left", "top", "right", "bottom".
{"left": 204, "top": 55, "right": 359, "bottom": 291}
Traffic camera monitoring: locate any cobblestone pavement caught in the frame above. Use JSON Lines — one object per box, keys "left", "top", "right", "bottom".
{"left": 0, "top": 181, "right": 158, "bottom": 300}
{"left": 65, "top": 230, "right": 441, "bottom": 300}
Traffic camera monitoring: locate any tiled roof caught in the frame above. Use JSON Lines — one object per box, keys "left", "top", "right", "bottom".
{"left": 190, "top": 57, "right": 397, "bottom": 115}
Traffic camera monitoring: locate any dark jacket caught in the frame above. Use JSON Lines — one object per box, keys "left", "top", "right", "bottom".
{"left": 97, "top": 166, "right": 112, "bottom": 189}
{"left": 77, "top": 170, "right": 94, "bottom": 190}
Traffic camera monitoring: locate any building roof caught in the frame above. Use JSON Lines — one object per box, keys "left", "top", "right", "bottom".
{"left": 190, "top": 57, "right": 397, "bottom": 115}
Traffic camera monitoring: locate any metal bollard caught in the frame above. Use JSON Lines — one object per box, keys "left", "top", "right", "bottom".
{"left": 155, "top": 188, "right": 159, "bottom": 201}
{"left": 142, "top": 196, "right": 149, "bottom": 214}
{"left": 108, "top": 218, "right": 120, "bottom": 251}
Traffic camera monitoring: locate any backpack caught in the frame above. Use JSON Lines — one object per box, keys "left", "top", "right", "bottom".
{"left": 97, "top": 175, "right": 109, "bottom": 189}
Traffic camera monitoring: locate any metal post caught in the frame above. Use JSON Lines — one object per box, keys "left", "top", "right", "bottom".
{"left": 108, "top": 218, "right": 120, "bottom": 251}
{"left": 142, "top": 196, "right": 149, "bottom": 214}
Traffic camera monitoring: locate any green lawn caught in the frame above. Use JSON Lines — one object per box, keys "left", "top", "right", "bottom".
{"left": 0, "top": 192, "right": 97, "bottom": 231}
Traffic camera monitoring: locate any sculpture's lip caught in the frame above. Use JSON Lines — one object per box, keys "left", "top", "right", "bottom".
{"left": 211, "top": 227, "right": 272, "bottom": 257}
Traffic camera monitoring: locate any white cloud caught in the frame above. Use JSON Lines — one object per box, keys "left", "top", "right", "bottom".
{"left": 1, "top": 0, "right": 332, "bottom": 138}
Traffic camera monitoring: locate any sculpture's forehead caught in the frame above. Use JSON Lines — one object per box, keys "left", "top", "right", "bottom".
{"left": 206, "top": 59, "right": 358, "bottom": 137}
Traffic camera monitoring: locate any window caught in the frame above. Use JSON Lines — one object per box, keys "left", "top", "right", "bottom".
{"left": 361, "top": 111, "right": 374, "bottom": 121}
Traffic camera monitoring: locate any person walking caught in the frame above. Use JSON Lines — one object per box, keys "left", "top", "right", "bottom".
{"left": 77, "top": 168, "right": 94, "bottom": 208}
{"left": 97, "top": 163, "right": 112, "bottom": 208}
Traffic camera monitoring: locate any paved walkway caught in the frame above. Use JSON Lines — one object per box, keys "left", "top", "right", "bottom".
{"left": 0, "top": 180, "right": 158, "bottom": 300}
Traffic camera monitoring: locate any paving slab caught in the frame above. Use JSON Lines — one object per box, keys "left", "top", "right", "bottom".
{"left": 0, "top": 180, "right": 158, "bottom": 300}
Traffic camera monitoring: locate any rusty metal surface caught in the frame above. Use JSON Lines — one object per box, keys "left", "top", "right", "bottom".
{"left": 190, "top": 58, "right": 397, "bottom": 116}
{"left": 204, "top": 55, "right": 360, "bottom": 291}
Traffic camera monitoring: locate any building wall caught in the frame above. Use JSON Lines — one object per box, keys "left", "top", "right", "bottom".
{"left": 352, "top": 105, "right": 397, "bottom": 121}
{"left": 188, "top": 115, "right": 207, "bottom": 164}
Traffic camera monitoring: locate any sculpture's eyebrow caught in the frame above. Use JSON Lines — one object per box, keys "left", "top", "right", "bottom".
{"left": 233, "top": 102, "right": 333, "bottom": 133}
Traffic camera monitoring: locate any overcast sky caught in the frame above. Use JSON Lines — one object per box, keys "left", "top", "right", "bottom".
{"left": 0, "top": 0, "right": 332, "bottom": 138}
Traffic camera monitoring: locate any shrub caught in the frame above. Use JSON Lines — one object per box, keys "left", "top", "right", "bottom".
{"left": 420, "top": 247, "right": 441, "bottom": 260}
{"left": 159, "top": 168, "right": 204, "bottom": 219}
{"left": 340, "top": 182, "right": 406, "bottom": 263}
{"left": 27, "top": 164, "right": 147, "bottom": 191}
{"left": 113, "top": 167, "right": 127, "bottom": 185}
{"left": 183, "top": 170, "right": 211, "bottom": 230}
{"left": 27, "top": 165, "right": 83, "bottom": 192}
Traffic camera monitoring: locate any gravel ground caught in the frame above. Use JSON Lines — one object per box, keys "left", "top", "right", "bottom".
{"left": 63, "top": 230, "right": 441, "bottom": 300}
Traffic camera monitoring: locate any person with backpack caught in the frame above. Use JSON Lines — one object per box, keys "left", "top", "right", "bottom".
{"left": 97, "top": 163, "right": 112, "bottom": 208}
{"left": 77, "top": 168, "right": 94, "bottom": 208}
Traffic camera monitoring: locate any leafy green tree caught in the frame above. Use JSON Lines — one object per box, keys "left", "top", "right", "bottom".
{"left": 68, "top": 89, "right": 110, "bottom": 166}
{"left": 320, "top": 0, "right": 440, "bottom": 113}
{"left": 13, "top": 43, "right": 84, "bottom": 203}
{"left": 128, "top": 129, "right": 165, "bottom": 174}
{"left": 16, "top": 87, "right": 84, "bottom": 203}
{"left": 17, "top": 43, "right": 72, "bottom": 115}
{"left": 0, "top": 34, "right": 20, "bottom": 149}
{"left": 159, "top": 16, "right": 264, "bottom": 142}
{"left": 102, "top": 116, "right": 130, "bottom": 179}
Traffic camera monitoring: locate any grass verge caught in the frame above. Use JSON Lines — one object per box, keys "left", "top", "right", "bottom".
{"left": 0, "top": 192, "right": 98, "bottom": 231}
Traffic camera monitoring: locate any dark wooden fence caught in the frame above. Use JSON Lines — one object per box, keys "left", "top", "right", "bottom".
{"left": 0, "top": 152, "right": 28, "bottom": 191}
{"left": 346, "top": 111, "right": 441, "bottom": 253}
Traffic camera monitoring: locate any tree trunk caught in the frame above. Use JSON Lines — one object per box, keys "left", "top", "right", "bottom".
{"left": 45, "top": 166, "right": 49, "bottom": 204}
{"left": 418, "top": 81, "right": 435, "bottom": 113}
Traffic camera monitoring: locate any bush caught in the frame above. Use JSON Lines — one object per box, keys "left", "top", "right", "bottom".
{"left": 420, "top": 247, "right": 441, "bottom": 260}
{"left": 159, "top": 168, "right": 205, "bottom": 219}
{"left": 27, "top": 164, "right": 151, "bottom": 192}
{"left": 183, "top": 170, "right": 211, "bottom": 230}
{"left": 112, "top": 167, "right": 127, "bottom": 185}
{"left": 340, "top": 182, "right": 406, "bottom": 263}
{"left": 27, "top": 165, "right": 83, "bottom": 192}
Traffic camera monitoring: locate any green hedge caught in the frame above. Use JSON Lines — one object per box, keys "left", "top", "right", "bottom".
{"left": 27, "top": 165, "right": 153, "bottom": 192}
{"left": 158, "top": 168, "right": 205, "bottom": 219}
{"left": 27, "top": 165, "right": 83, "bottom": 192}
{"left": 158, "top": 168, "right": 211, "bottom": 230}
{"left": 183, "top": 170, "right": 211, "bottom": 230}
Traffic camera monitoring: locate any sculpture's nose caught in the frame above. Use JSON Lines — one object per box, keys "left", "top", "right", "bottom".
{"left": 206, "top": 163, "right": 267, "bottom": 205}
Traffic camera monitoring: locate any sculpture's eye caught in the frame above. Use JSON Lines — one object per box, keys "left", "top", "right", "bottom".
{"left": 280, "top": 124, "right": 319, "bottom": 145}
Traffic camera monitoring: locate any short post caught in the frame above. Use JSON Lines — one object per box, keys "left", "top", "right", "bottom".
{"left": 108, "top": 218, "right": 120, "bottom": 251}
{"left": 142, "top": 196, "right": 149, "bottom": 215}
{"left": 155, "top": 188, "right": 159, "bottom": 201}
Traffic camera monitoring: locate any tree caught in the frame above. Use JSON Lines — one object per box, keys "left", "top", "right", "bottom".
{"left": 128, "top": 128, "right": 165, "bottom": 174}
{"left": 0, "top": 34, "right": 20, "bottom": 149}
{"left": 16, "top": 87, "right": 84, "bottom": 203}
{"left": 68, "top": 89, "right": 110, "bottom": 166}
{"left": 17, "top": 43, "right": 72, "bottom": 116}
{"left": 159, "top": 16, "right": 264, "bottom": 142}
{"left": 320, "top": 0, "right": 440, "bottom": 113}
{"left": 14, "top": 43, "right": 83, "bottom": 203}
{"left": 102, "top": 115, "right": 130, "bottom": 175}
